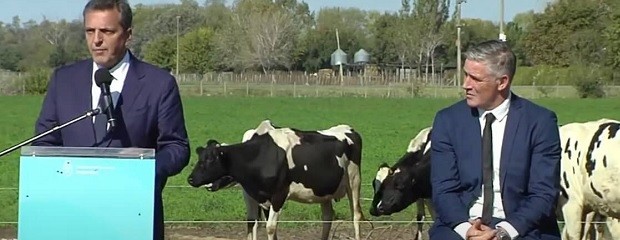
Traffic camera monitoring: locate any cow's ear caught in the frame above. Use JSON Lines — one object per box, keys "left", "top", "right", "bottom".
{"left": 378, "top": 162, "right": 389, "bottom": 169}
{"left": 195, "top": 147, "right": 204, "bottom": 154}
{"left": 207, "top": 139, "right": 220, "bottom": 146}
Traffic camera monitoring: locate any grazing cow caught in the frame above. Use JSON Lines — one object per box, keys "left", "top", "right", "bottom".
{"left": 187, "top": 122, "right": 364, "bottom": 240}
{"left": 369, "top": 127, "right": 434, "bottom": 240}
{"left": 559, "top": 118, "right": 620, "bottom": 240}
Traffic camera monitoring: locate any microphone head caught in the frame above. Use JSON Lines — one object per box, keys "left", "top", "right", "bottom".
{"left": 94, "top": 68, "right": 114, "bottom": 87}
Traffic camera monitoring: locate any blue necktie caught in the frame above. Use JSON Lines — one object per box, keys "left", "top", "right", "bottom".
{"left": 481, "top": 113, "right": 496, "bottom": 224}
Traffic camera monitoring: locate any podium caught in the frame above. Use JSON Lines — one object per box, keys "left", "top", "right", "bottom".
{"left": 17, "top": 146, "right": 155, "bottom": 240}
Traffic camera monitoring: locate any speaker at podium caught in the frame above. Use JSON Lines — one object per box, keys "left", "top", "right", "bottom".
{"left": 18, "top": 146, "right": 155, "bottom": 240}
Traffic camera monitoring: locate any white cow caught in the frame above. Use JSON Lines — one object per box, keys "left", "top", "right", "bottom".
{"left": 559, "top": 118, "right": 620, "bottom": 240}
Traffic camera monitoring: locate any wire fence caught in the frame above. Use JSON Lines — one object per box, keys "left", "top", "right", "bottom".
{"left": 3, "top": 71, "right": 620, "bottom": 98}
{"left": 0, "top": 184, "right": 608, "bottom": 225}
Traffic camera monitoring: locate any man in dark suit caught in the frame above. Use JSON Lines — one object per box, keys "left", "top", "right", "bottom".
{"left": 32, "top": 1, "right": 190, "bottom": 239}
{"left": 429, "top": 40, "right": 561, "bottom": 240}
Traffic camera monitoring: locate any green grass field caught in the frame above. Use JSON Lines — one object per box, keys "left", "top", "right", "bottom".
{"left": 0, "top": 95, "right": 619, "bottom": 226}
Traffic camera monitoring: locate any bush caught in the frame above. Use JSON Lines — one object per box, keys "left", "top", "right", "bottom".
{"left": 406, "top": 83, "right": 425, "bottom": 97}
{"left": 574, "top": 80, "right": 605, "bottom": 98}
{"left": 536, "top": 86, "right": 554, "bottom": 98}
{"left": 24, "top": 68, "right": 52, "bottom": 95}
{"left": 570, "top": 64, "right": 608, "bottom": 98}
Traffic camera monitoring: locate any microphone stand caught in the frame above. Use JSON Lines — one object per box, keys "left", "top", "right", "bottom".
{"left": 0, "top": 108, "right": 102, "bottom": 158}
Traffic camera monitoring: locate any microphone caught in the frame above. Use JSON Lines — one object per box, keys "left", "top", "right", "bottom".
{"left": 94, "top": 68, "right": 116, "bottom": 129}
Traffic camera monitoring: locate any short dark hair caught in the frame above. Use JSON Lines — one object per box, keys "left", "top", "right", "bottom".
{"left": 83, "top": 0, "right": 133, "bottom": 30}
{"left": 463, "top": 40, "right": 517, "bottom": 81}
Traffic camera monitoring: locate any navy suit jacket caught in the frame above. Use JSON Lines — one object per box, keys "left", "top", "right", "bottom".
{"left": 33, "top": 54, "right": 190, "bottom": 179}
{"left": 430, "top": 94, "right": 561, "bottom": 239}
{"left": 32, "top": 55, "right": 190, "bottom": 240}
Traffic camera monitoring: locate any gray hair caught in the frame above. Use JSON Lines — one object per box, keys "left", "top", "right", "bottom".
{"left": 463, "top": 40, "right": 516, "bottom": 81}
{"left": 83, "top": 0, "right": 133, "bottom": 30}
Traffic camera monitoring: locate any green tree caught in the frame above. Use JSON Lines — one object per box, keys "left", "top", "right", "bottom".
{"left": 179, "top": 27, "right": 215, "bottom": 74}
{"left": 522, "top": 0, "right": 610, "bottom": 66}
{"left": 604, "top": 9, "right": 620, "bottom": 70}
{"left": 132, "top": 0, "right": 207, "bottom": 58}
{"left": 142, "top": 35, "right": 176, "bottom": 72}
{"left": 297, "top": 7, "right": 372, "bottom": 73}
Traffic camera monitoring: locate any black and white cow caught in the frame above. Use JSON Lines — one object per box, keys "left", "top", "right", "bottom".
{"left": 559, "top": 118, "right": 620, "bottom": 240}
{"left": 187, "top": 121, "right": 364, "bottom": 240}
{"left": 369, "top": 127, "right": 434, "bottom": 240}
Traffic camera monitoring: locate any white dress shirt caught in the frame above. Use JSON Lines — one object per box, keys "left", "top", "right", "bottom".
{"left": 91, "top": 51, "right": 130, "bottom": 124}
{"left": 454, "top": 93, "right": 519, "bottom": 239}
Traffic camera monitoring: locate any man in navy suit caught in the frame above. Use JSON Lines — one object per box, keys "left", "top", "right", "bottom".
{"left": 429, "top": 40, "right": 561, "bottom": 240}
{"left": 32, "top": 1, "right": 190, "bottom": 239}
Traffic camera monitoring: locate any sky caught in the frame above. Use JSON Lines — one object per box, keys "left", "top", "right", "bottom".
{"left": 1, "top": 0, "right": 553, "bottom": 24}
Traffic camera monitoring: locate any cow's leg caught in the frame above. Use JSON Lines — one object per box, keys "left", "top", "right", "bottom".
{"left": 426, "top": 199, "right": 435, "bottom": 240}
{"left": 581, "top": 212, "right": 596, "bottom": 240}
{"left": 562, "top": 199, "right": 585, "bottom": 240}
{"left": 593, "top": 214, "right": 607, "bottom": 240}
{"left": 605, "top": 217, "right": 620, "bottom": 240}
{"left": 414, "top": 199, "right": 425, "bottom": 240}
{"left": 265, "top": 206, "right": 280, "bottom": 240}
{"left": 346, "top": 162, "right": 363, "bottom": 240}
{"left": 425, "top": 198, "right": 436, "bottom": 219}
{"left": 243, "top": 190, "right": 261, "bottom": 240}
{"left": 320, "top": 201, "right": 335, "bottom": 240}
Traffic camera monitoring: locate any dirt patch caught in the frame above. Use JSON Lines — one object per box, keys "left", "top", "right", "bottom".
{"left": 0, "top": 221, "right": 430, "bottom": 240}
{"left": 166, "top": 221, "right": 430, "bottom": 240}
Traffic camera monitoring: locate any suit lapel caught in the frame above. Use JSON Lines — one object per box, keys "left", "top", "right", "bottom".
{"left": 118, "top": 54, "right": 145, "bottom": 112}
{"left": 500, "top": 94, "right": 522, "bottom": 191}
{"left": 73, "top": 60, "right": 98, "bottom": 144}
{"left": 99, "top": 54, "right": 145, "bottom": 147}
{"left": 465, "top": 107, "right": 483, "bottom": 195}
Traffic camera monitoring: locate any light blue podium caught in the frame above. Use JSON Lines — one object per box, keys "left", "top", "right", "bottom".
{"left": 18, "top": 146, "right": 155, "bottom": 240}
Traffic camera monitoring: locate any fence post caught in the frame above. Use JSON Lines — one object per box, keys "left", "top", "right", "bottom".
{"left": 223, "top": 81, "right": 227, "bottom": 96}
{"left": 293, "top": 82, "right": 296, "bottom": 97}
{"left": 316, "top": 77, "right": 319, "bottom": 97}
{"left": 387, "top": 83, "right": 391, "bottom": 98}
{"left": 200, "top": 78, "right": 203, "bottom": 96}
{"left": 270, "top": 78, "right": 274, "bottom": 97}
{"left": 22, "top": 72, "right": 25, "bottom": 95}
{"left": 246, "top": 82, "right": 249, "bottom": 96}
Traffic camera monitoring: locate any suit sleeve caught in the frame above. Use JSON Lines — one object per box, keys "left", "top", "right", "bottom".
{"left": 32, "top": 69, "right": 62, "bottom": 146}
{"left": 430, "top": 110, "right": 470, "bottom": 227}
{"left": 154, "top": 75, "right": 190, "bottom": 177}
{"left": 505, "top": 111, "right": 561, "bottom": 234}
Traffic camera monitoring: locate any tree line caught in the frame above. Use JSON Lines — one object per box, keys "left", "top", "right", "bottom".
{"left": 1, "top": 0, "right": 619, "bottom": 79}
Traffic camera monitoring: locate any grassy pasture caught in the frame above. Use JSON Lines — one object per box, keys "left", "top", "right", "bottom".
{"left": 0, "top": 95, "right": 619, "bottom": 227}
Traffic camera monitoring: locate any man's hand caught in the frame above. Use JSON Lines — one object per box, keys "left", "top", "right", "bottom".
{"left": 465, "top": 219, "right": 497, "bottom": 240}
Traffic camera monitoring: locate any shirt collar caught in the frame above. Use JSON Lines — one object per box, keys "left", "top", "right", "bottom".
{"left": 92, "top": 51, "right": 130, "bottom": 81}
{"left": 477, "top": 92, "right": 511, "bottom": 122}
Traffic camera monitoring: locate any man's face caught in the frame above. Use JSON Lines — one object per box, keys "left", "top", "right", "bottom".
{"left": 84, "top": 9, "right": 131, "bottom": 68}
{"left": 462, "top": 59, "right": 508, "bottom": 110}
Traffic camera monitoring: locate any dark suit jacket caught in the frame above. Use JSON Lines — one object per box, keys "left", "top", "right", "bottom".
{"left": 430, "top": 94, "right": 561, "bottom": 239}
{"left": 32, "top": 54, "right": 190, "bottom": 239}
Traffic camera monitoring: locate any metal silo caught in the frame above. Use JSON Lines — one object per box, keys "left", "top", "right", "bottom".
{"left": 330, "top": 49, "right": 348, "bottom": 66}
{"left": 354, "top": 49, "right": 370, "bottom": 64}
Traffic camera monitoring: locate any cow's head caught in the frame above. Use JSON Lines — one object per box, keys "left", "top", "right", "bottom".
{"left": 370, "top": 160, "right": 420, "bottom": 216}
{"left": 370, "top": 128, "right": 432, "bottom": 216}
{"left": 187, "top": 140, "right": 233, "bottom": 191}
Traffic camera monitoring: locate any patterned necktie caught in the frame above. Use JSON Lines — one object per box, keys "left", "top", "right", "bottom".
{"left": 481, "top": 113, "right": 496, "bottom": 224}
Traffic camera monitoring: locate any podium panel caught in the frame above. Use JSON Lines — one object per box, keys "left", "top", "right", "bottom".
{"left": 18, "top": 146, "right": 155, "bottom": 240}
